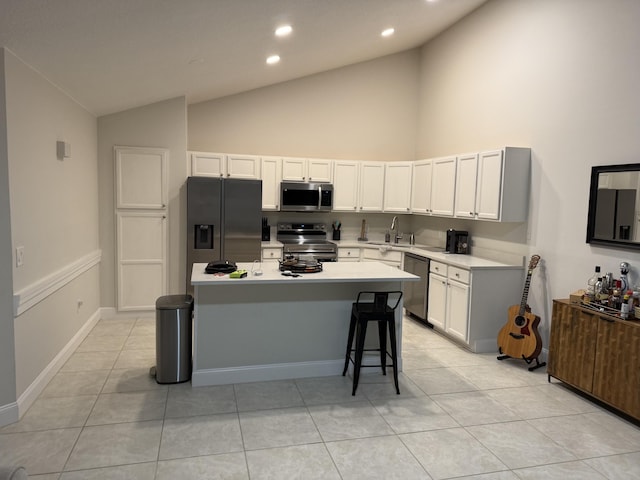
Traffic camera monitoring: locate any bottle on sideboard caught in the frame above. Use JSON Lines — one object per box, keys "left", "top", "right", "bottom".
{"left": 597, "top": 276, "right": 610, "bottom": 303}
{"left": 586, "top": 265, "right": 601, "bottom": 302}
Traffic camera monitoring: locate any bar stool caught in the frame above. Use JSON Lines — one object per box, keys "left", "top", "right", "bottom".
{"left": 342, "top": 291, "right": 403, "bottom": 395}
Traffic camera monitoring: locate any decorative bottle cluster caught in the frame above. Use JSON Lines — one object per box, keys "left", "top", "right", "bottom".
{"left": 584, "top": 263, "right": 636, "bottom": 319}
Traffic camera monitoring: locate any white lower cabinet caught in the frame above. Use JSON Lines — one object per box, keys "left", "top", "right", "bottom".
{"left": 261, "top": 247, "right": 282, "bottom": 262}
{"left": 445, "top": 278, "right": 470, "bottom": 342}
{"left": 338, "top": 247, "right": 361, "bottom": 262}
{"left": 427, "top": 271, "right": 447, "bottom": 330}
{"left": 361, "top": 247, "right": 402, "bottom": 269}
{"left": 427, "top": 260, "right": 523, "bottom": 352}
{"left": 427, "top": 261, "right": 469, "bottom": 341}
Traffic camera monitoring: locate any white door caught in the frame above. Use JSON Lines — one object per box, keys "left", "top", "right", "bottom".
{"left": 115, "top": 146, "right": 168, "bottom": 311}
{"left": 116, "top": 211, "right": 167, "bottom": 311}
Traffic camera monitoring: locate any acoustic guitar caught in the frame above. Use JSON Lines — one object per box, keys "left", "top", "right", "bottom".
{"left": 497, "top": 255, "right": 542, "bottom": 361}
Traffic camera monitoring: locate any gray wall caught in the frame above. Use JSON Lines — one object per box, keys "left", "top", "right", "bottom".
{"left": 189, "top": 49, "right": 421, "bottom": 162}
{"left": 98, "top": 96, "right": 188, "bottom": 308}
{"left": 414, "top": 0, "right": 640, "bottom": 339}
{"left": 0, "top": 49, "right": 17, "bottom": 413}
{"left": 3, "top": 48, "right": 100, "bottom": 399}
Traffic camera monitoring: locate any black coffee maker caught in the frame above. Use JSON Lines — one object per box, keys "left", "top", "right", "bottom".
{"left": 446, "top": 229, "right": 470, "bottom": 254}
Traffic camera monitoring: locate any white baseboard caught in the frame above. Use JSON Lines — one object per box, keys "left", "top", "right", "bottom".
{"left": 0, "top": 401, "right": 19, "bottom": 428}
{"left": 16, "top": 308, "right": 101, "bottom": 419}
{"left": 191, "top": 360, "right": 345, "bottom": 387}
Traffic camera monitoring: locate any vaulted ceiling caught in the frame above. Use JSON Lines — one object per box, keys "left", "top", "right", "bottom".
{"left": 0, "top": 0, "right": 487, "bottom": 116}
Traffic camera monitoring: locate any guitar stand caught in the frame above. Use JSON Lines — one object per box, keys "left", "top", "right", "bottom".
{"left": 497, "top": 353, "right": 547, "bottom": 372}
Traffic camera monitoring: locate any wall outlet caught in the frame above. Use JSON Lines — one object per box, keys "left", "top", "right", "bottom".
{"left": 16, "top": 246, "right": 24, "bottom": 267}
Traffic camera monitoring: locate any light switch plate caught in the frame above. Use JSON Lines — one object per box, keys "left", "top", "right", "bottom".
{"left": 16, "top": 246, "right": 24, "bottom": 267}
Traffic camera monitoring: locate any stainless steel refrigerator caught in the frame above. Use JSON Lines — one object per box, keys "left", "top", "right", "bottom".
{"left": 186, "top": 176, "right": 262, "bottom": 293}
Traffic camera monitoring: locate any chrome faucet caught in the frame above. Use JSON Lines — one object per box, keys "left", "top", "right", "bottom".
{"left": 390, "top": 216, "right": 402, "bottom": 243}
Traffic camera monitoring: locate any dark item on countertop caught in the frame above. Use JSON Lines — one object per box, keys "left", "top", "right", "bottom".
{"left": 205, "top": 260, "right": 237, "bottom": 274}
{"left": 278, "top": 258, "right": 323, "bottom": 273}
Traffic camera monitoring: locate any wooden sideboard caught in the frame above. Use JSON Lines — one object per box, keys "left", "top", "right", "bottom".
{"left": 548, "top": 299, "right": 640, "bottom": 421}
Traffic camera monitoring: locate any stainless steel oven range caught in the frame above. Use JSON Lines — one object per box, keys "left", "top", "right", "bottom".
{"left": 276, "top": 222, "right": 337, "bottom": 262}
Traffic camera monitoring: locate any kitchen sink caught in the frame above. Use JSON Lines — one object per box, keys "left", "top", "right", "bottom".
{"left": 364, "top": 241, "right": 444, "bottom": 253}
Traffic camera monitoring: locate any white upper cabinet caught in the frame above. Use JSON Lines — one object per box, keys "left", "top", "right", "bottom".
{"left": 226, "top": 154, "right": 261, "bottom": 179}
{"left": 383, "top": 162, "right": 413, "bottom": 213}
{"left": 281, "top": 157, "right": 307, "bottom": 181}
{"left": 308, "top": 159, "right": 333, "bottom": 182}
{"left": 453, "top": 147, "right": 530, "bottom": 222}
{"left": 282, "top": 157, "right": 333, "bottom": 182}
{"left": 332, "top": 160, "right": 360, "bottom": 211}
{"left": 411, "top": 159, "right": 433, "bottom": 214}
{"left": 475, "top": 149, "right": 504, "bottom": 220}
{"left": 189, "top": 152, "right": 260, "bottom": 179}
{"left": 430, "top": 156, "right": 457, "bottom": 217}
{"left": 454, "top": 153, "right": 479, "bottom": 218}
{"left": 261, "top": 156, "right": 282, "bottom": 211}
{"left": 359, "top": 162, "right": 385, "bottom": 212}
{"left": 190, "top": 151, "right": 225, "bottom": 177}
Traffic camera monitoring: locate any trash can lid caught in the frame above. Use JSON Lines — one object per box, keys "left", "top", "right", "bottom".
{"left": 156, "top": 294, "right": 194, "bottom": 309}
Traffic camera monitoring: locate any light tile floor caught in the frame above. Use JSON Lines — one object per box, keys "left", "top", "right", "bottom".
{"left": 2, "top": 315, "right": 640, "bottom": 479}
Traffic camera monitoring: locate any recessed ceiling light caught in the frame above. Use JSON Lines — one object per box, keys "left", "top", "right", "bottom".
{"left": 275, "top": 25, "right": 292, "bottom": 37}
{"left": 381, "top": 28, "right": 395, "bottom": 37}
{"left": 266, "top": 55, "right": 281, "bottom": 65}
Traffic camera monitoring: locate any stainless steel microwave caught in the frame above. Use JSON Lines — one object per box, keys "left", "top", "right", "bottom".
{"left": 280, "top": 182, "right": 333, "bottom": 212}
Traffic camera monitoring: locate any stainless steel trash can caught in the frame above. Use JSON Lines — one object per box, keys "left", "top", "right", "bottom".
{"left": 154, "top": 294, "right": 193, "bottom": 384}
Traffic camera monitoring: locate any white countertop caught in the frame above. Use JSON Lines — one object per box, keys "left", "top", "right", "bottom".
{"left": 191, "top": 261, "right": 419, "bottom": 285}
{"left": 332, "top": 240, "right": 523, "bottom": 270}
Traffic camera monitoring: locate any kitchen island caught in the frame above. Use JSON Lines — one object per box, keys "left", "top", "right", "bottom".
{"left": 190, "top": 261, "right": 419, "bottom": 386}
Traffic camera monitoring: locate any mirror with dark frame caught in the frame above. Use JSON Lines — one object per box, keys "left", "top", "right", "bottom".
{"left": 586, "top": 163, "right": 640, "bottom": 250}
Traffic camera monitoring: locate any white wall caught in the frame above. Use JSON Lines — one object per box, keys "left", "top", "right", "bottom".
{"left": 416, "top": 0, "right": 640, "bottom": 338}
{"left": 3, "top": 49, "right": 100, "bottom": 399}
{"left": 0, "top": 49, "right": 17, "bottom": 417}
{"left": 98, "top": 97, "right": 188, "bottom": 308}
{"left": 188, "top": 50, "right": 420, "bottom": 161}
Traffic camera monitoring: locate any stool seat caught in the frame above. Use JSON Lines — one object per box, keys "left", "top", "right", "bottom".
{"left": 342, "top": 291, "right": 402, "bottom": 395}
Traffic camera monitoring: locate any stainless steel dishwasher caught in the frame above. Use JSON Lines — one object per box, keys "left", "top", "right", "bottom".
{"left": 403, "top": 253, "right": 431, "bottom": 324}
